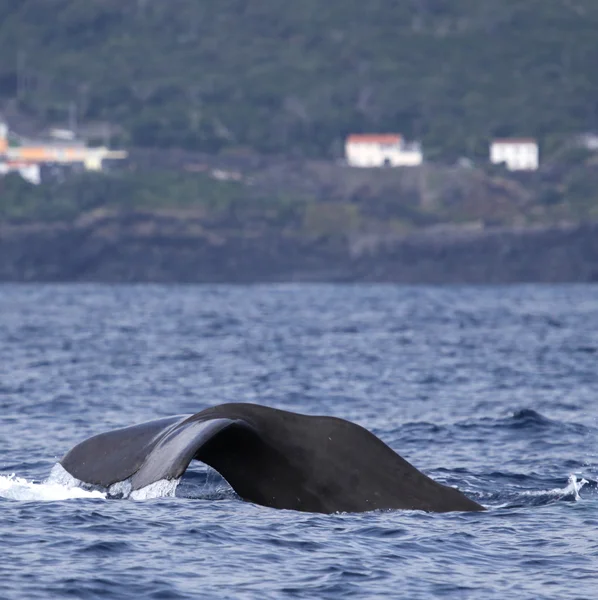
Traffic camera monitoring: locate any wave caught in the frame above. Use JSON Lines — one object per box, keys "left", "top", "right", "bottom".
{"left": 508, "top": 408, "right": 552, "bottom": 428}
{"left": 462, "top": 408, "right": 576, "bottom": 433}
{"left": 399, "top": 407, "right": 590, "bottom": 433}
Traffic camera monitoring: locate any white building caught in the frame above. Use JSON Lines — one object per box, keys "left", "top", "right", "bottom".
{"left": 0, "top": 121, "right": 127, "bottom": 172}
{"left": 345, "top": 134, "right": 423, "bottom": 167}
{"left": 0, "top": 161, "right": 41, "bottom": 184}
{"left": 490, "top": 138, "right": 539, "bottom": 171}
{"left": 575, "top": 132, "right": 598, "bottom": 151}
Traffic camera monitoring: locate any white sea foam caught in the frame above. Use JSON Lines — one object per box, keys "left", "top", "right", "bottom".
{"left": 2, "top": 463, "right": 180, "bottom": 502}
{"left": 1, "top": 465, "right": 180, "bottom": 502}
{"left": 0, "top": 472, "right": 105, "bottom": 502}
{"left": 521, "top": 473, "right": 588, "bottom": 500}
{"left": 48, "top": 463, "right": 180, "bottom": 500}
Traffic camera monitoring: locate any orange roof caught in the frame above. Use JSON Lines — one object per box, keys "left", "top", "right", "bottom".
{"left": 346, "top": 134, "right": 402, "bottom": 145}
{"left": 492, "top": 138, "right": 536, "bottom": 144}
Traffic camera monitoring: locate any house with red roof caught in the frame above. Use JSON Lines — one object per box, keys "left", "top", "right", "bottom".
{"left": 345, "top": 134, "right": 423, "bottom": 167}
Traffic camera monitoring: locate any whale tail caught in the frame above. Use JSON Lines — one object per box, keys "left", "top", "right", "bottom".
{"left": 60, "top": 403, "right": 485, "bottom": 514}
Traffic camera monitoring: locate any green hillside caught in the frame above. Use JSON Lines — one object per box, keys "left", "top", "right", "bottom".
{"left": 0, "top": 0, "right": 597, "bottom": 159}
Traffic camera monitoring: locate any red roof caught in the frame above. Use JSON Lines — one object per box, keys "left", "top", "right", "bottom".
{"left": 346, "top": 134, "right": 402, "bottom": 145}
{"left": 492, "top": 138, "right": 536, "bottom": 144}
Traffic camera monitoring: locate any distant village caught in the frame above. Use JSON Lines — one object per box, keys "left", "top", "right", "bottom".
{"left": 1, "top": 117, "right": 598, "bottom": 188}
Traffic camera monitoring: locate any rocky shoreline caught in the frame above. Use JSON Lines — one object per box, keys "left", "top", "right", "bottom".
{"left": 1, "top": 212, "right": 597, "bottom": 283}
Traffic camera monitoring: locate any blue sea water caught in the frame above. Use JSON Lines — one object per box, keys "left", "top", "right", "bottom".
{"left": 0, "top": 284, "right": 596, "bottom": 599}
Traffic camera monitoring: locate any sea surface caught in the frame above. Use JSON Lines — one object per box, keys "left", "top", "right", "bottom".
{"left": 0, "top": 284, "right": 596, "bottom": 599}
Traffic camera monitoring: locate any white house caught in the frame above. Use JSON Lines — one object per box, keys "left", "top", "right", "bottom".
{"left": 490, "top": 138, "right": 539, "bottom": 171}
{"left": 0, "top": 161, "right": 41, "bottom": 184}
{"left": 345, "top": 134, "right": 423, "bottom": 167}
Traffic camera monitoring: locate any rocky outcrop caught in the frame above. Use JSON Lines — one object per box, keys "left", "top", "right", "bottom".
{"left": 1, "top": 212, "right": 597, "bottom": 283}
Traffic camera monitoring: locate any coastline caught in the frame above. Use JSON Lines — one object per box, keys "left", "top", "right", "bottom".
{"left": 1, "top": 212, "right": 596, "bottom": 283}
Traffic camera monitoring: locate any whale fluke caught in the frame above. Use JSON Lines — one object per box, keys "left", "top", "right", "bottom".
{"left": 60, "top": 403, "right": 484, "bottom": 513}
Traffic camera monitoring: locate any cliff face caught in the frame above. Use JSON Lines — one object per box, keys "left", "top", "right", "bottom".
{"left": 1, "top": 212, "right": 597, "bottom": 283}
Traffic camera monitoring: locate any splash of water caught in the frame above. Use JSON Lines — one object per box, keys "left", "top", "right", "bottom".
{"left": 51, "top": 462, "right": 180, "bottom": 500}
{"left": 1, "top": 464, "right": 180, "bottom": 502}
{"left": 50, "top": 463, "right": 180, "bottom": 500}
{"left": 520, "top": 473, "right": 588, "bottom": 501}
{"left": 0, "top": 473, "right": 105, "bottom": 502}
{"left": 563, "top": 474, "right": 588, "bottom": 501}
{"left": 130, "top": 478, "right": 180, "bottom": 500}
{"left": 106, "top": 474, "right": 179, "bottom": 500}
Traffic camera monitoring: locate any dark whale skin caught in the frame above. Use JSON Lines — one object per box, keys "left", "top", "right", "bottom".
{"left": 60, "top": 403, "right": 485, "bottom": 514}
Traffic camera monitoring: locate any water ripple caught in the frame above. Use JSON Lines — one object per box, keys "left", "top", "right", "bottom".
{"left": 0, "top": 284, "right": 597, "bottom": 599}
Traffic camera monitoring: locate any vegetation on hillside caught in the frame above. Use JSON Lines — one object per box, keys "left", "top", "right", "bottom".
{"left": 0, "top": 0, "right": 597, "bottom": 159}
{"left": 0, "top": 169, "right": 249, "bottom": 221}
{"left": 2, "top": 151, "right": 597, "bottom": 232}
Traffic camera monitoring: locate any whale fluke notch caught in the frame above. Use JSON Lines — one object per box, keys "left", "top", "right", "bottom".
{"left": 60, "top": 403, "right": 485, "bottom": 513}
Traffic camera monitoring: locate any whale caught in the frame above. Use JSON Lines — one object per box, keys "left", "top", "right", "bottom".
{"left": 60, "top": 403, "right": 484, "bottom": 513}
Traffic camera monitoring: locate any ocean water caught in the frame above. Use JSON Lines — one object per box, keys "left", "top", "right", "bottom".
{"left": 0, "top": 284, "right": 596, "bottom": 599}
